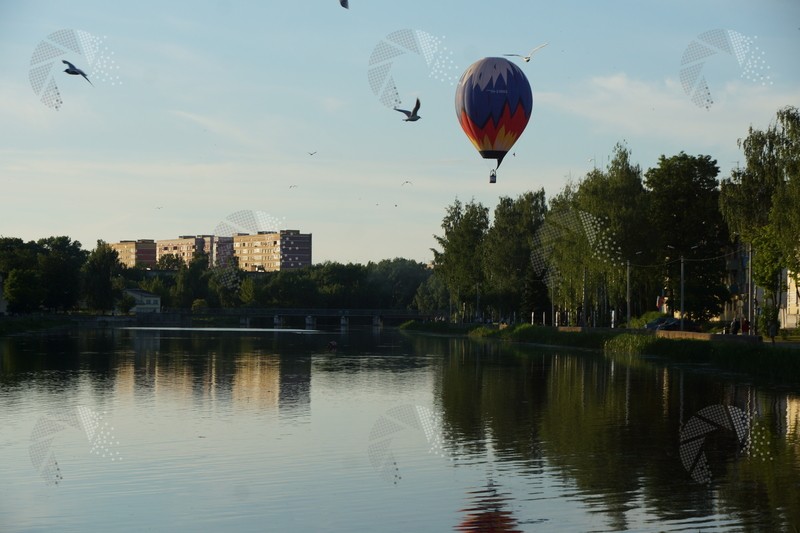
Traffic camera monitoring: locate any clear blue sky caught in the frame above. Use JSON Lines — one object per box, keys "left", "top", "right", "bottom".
{"left": 1, "top": 0, "right": 798, "bottom": 264}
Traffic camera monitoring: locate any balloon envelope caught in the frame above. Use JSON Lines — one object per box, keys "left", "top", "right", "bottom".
{"left": 455, "top": 57, "right": 533, "bottom": 169}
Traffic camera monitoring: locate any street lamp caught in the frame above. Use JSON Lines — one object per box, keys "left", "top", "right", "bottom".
{"left": 680, "top": 254, "right": 685, "bottom": 331}
{"left": 667, "top": 244, "right": 699, "bottom": 331}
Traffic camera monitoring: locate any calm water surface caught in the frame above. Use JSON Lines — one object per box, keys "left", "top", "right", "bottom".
{"left": 1, "top": 327, "right": 798, "bottom": 532}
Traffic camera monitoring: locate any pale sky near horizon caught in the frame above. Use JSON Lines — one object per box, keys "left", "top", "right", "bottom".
{"left": 1, "top": 1, "right": 798, "bottom": 264}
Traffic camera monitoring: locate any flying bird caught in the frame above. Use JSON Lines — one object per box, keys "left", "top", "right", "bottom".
{"left": 62, "top": 60, "right": 93, "bottom": 85}
{"left": 308, "top": 151, "right": 317, "bottom": 156}
{"left": 394, "top": 98, "right": 421, "bottom": 121}
{"left": 340, "top": 0, "right": 349, "bottom": 8}
{"left": 401, "top": 180, "right": 413, "bottom": 186}
{"left": 289, "top": 185, "right": 298, "bottom": 189}
{"left": 504, "top": 42, "right": 549, "bottom": 62}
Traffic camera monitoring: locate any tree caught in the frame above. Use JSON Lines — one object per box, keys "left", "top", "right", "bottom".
{"left": 156, "top": 253, "right": 186, "bottom": 270}
{"left": 720, "top": 106, "right": 800, "bottom": 240}
{"left": 720, "top": 106, "right": 800, "bottom": 326}
{"left": 645, "top": 153, "right": 729, "bottom": 322}
{"left": 0, "top": 237, "right": 40, "bottom": 275}
{"left": 82, "top": 240, "right": 124, "bottom": 313}
{"left": 412, "top": 272, "right": 449, "bottom": 316}
{"left": 482, "top": 190, "right": 547, "bottom": 321}
{"left": 751, "top": 224, "right": 787, "bottom": 332}
{"left": 37, "top": 236, "right": 88, "bottom": 312}
{"left": 3, "top": 268, "right": 44, "bottom": 313}
{"left": 366, "top": 258, "right": 431, "bottom": 309}
{"left": 172, "top": 251, "right": 210, "bottom": 308}
{"left": 239, "top": 276, "right": 258, "bottom": 307}
{"left": 117, "top": 293, "right": 137, "bottom": 315}
{"left": 432, "top": 198, "right": 489, "bottom": 322}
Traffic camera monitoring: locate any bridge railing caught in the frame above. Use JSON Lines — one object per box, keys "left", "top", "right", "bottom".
{"left": 162, "top": 307, "right": 423, "bottom": 318}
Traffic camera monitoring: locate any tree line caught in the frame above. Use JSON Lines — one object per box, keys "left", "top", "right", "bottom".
{"left": 425, "top": 106, "right": 800, "bottom": 332}
{"left": 0, "top": 237, "right": 431, "bottom": 314}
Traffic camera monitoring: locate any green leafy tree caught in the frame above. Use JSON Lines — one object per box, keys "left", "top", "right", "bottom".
{"left": 37, "top": 236, "right": 88, "bottom": 312}
{"left": 139, "top": 276, "right": 173, "bottom": 308}
{"left": 172, "top": 251, "right": 210, "bottom": 308}
{"left": 575, "top": 145, "right": 655, "bottom": 320}
{"left": 543, "top": 186, "right": 594, "bottom": 324}
{"left": 482, "top": 190, "right": 547, "bottom": 321}
{"left": 3, "top": 268, "right": 44, "bottom": 313}
{"left": 366, "top": 258, "right": 431, "bottom": 309}
{"left": 720, "top": 106, "right": 800, "bottom": 325}
{"left": 432, "top": 198, "right": 489, "bottom": 321}
{"left": 156, "top": 253, "right": 186, "bottom": 270}
{"left": 208, "top": 266, "right": 242, "bottom": 308}
{"left": 0, "top": 237, "right": 40, "bottom": 275}
{"left": 82, "top": 240, "right": 124, "bottom": 313}
{"left": 239, "top": 276, "right": 259, "bottom": 307}
{"left": 412, "top": 271, "right": 449, "bottom": 316}
{"left": 645, "top": 153, "right": 729, "bottom": 322}
{"left": 117, "top": 293, "right": 137, "bottom": 315}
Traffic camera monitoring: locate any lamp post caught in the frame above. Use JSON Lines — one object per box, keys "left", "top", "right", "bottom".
{"left": 680, "top": 255, "right": 685, "bottom": 331}
{"left": 747, "top": 242, "right": 753, "bottom": 334}
{"left": 667, "top": 245, "right": 698, "bottom": 331}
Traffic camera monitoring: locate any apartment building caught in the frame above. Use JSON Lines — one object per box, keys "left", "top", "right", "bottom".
{"left": 110, "top": 239, "right": 157, "bottom": 268}
{"left": 233, "top": 230, "right": 311, "bottom": 272}
{"left": 198, "top": 235, "right": 234, "bottom": 267}
{"left": 156, "top": 236, "right": 205, "bottom": 265}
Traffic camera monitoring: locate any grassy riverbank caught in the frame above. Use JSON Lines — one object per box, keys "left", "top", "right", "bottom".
{"left": 400, "top": 321, "right": 800, "bottom": 382}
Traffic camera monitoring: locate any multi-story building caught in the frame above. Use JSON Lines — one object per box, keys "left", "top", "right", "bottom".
{"left": 110, "top": 239, "right": 157, "bottom": 268}
{"left": 233, "top": 230, "right": 311, "bottom": 272}
{"left": 200, "top": 235, "right": 234, "bottom": 268}
{"left": 156, "top": 236, "right": 205, "bottom": 266}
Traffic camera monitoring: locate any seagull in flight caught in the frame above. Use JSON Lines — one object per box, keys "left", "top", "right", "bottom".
{"left": 401, "top": 180, "right": 413, "bottom": 186}
{"left": 308, "top": 151, "right": 317, "bottom": 156}
{"left": 62, "top": 60, "right": 93, "bottom": 85}
{"left": 394, "top": 98, "right": 421, "bottom": 121}
{"left": 504, "top": 42, "right": 548, "bottom": 62}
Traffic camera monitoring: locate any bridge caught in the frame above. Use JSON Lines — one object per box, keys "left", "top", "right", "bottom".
{"left": 138, "top": 307, "right": 424, "bottom": 328}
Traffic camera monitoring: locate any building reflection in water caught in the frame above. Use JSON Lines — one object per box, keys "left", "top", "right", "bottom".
{"left": 118, "top": 329, "right": 311, "bottom": 415}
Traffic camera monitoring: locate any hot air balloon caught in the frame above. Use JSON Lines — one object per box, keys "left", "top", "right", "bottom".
{"left": 455, "top": 57, "right": 533, "bottom": 183}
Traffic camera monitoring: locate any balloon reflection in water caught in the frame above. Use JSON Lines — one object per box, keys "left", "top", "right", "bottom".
{"left": 456, "top": 481, "right": 522, "bottom": 532}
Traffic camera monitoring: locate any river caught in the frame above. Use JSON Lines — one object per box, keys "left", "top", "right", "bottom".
{"left": 1, "top": 326, "right": 798, "bottom": 532}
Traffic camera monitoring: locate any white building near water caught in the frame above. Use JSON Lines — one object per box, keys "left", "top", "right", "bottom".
{"left": 125, "top": 289, "right": 161, "bottom": 314}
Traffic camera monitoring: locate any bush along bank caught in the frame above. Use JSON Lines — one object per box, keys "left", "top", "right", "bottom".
{"left": 605, "top": 333, "right": 800, "bottom": 382}
{"left": 400, "top": 321, "right": 800, "bottom": 384}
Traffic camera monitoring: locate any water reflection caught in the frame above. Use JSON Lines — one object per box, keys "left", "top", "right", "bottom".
{"left": 457, "top": 481, "right": 521, "bottom": 532}
{"left": 0, "top": 328, "right": 798, "bottom": 531}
